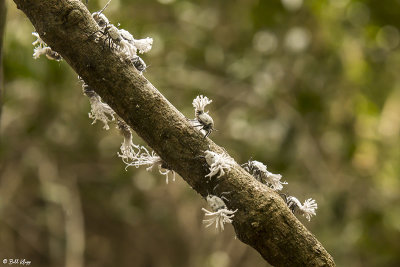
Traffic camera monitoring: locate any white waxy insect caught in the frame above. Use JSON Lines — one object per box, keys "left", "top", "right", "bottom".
{"left": 204, "top": 150, "right": 235, "bottom": 179}
{"left": 106, "top": 25, "right": 122, "bottom": 42}
{"left": 91, "top": 0, "right": 131, "bottom": 55}
{"left": 202, "top": 194, "right": 238, "bottom": 231}
{"left": 32, "top": 32, "right": 62, "bottom": 61}
{"left": 80, "top": 78, "right": 116, "bottom": 130}
{"left": 117, "top": 120, "right": 141, "bottom": 164}
{"left": 197, "top": 112, "right": 214, "bottom": 136}
{"left": 100, "top": 24, "right": 130, "bottom": 52}
{"left": 284, "top": 195, "right": 318, "bottom": 221}
{"left": 119, "top": 30, "right": 152, "bottom": 72}
{"left": 33, "top": 46, "right": 62, "bottom": 61}
{"left": 93, "top": 12, "right": 109, "bottom": 29}
{"left": 192, "top": 95, "right": 215, "bottom": 138}
{"left": 119, "top": 29, "right": 153, "bottom": 55}
{"left": 124, "top": 146, "right": 176, "bottom": 184}
{"left": 91, "top": 0, "right": 153, "bottom": 67}
{"left": 207, "top": 195, "right": 227, "bottom": 211}
{"left": 243, "top": 160, "right": 287, "bottom": 191}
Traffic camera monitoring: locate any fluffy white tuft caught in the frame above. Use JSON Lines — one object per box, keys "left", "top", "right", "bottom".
{"left": 286, "top": 196, "right": 318, "bottom": 221}
{"left": 87, "top": 95, "right": 116, "bottom": 130}
{"left": 117, "top": 121, "right": 141, "bottom": 163}
{"left": 125, "top": 146, "right": 175, "bottom": 184}
{"left": 133, "top": 37, "right": 153, "bottom": 54}
{"left": 32, "top": 32, "right": 61, "bottom": 61}
{"left": 204, "top": 150, "right": 235, "bottom": 179}
{"left": 202, "top": 195, "right": 237, "bottom": 231}
{"left": 119, "top": 29, "right": 153, "bottom": 56}
{"left": 192, "top": 95, "right": 212, "bottom": 115}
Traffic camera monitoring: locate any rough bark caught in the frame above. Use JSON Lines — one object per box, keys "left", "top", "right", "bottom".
{"left": 12, "top": 0, "right": 335, "bottom": 266}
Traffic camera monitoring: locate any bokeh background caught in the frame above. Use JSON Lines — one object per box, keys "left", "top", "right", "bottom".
{"left": 1, "top": 0, "right": 400, "bottom": 266}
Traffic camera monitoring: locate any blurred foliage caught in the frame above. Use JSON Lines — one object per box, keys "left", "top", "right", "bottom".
{"left": 1, "top": 0, "right": 400, "bottom": 266}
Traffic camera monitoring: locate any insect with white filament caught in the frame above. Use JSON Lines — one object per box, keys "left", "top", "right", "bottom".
{"left": 191, "top": 95, "right": 215, "bottom": 138}
{"left": 90, "top": 1, "right": 130, "bottom": 53}
{"left": 91, "top": 0, "right": 153, "bottom": 68}
{"left": 32, "top": 32, "right": 62, "bottom": 61}
{"left": 281, "top": 194, "right": 318, "bottom": 221}
{"left": 194, "top": 112, "right": 214, "bottom": 138}
{"left": 202, "top": 192, "right": 238, "bottom": 231}
{"left": 242, "top": 160, "right": 287, "bottom": 191}
{"left": 116, "top": 120, "right": 141, "bottom": 164}
{"left": 99, "top": 23, "right": 127, "bottom": 51}
{"left": 119, "top": 29, "right": 153, "bottom": 55}
{"left": 124, "top": 146, "right": 176, "bottom": 184}
{"left": 203, "top": 150, "right": 235, "bottom": 179}
{"left": 80, "top": 78, "right": 116, "bottom": 130}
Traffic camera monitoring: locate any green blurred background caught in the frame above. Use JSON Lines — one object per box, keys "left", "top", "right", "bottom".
{"left": 1, "top": 0, "right": 400, "bottom": 266}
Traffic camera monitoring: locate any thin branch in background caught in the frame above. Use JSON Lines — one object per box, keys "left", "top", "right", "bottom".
{"left": 38, "top": 160, "right": 85, "bottom": 267}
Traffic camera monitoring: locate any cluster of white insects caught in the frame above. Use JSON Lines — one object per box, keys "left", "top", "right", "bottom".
{"left": 199, "top": 150, "right": 238, "bottom": 231}
{"left": 31, "top": 0, "right": 318, "bottom": 233}
{"left": 242, "top": 160, "right": 317, "bottom": 221}
{"left": 200, "top": 149, "right": 318, "bottom": 226}
{"left": 90, "top": 0, "right": 152, "bottom": 73}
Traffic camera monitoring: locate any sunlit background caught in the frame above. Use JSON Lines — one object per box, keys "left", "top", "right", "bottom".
{"left": 1, "top": 0, "right": 400, "bottom": 266}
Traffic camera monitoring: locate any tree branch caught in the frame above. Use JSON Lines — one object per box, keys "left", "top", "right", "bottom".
{"left": 12, "top": 0, "right": 335, "bottom": 266}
